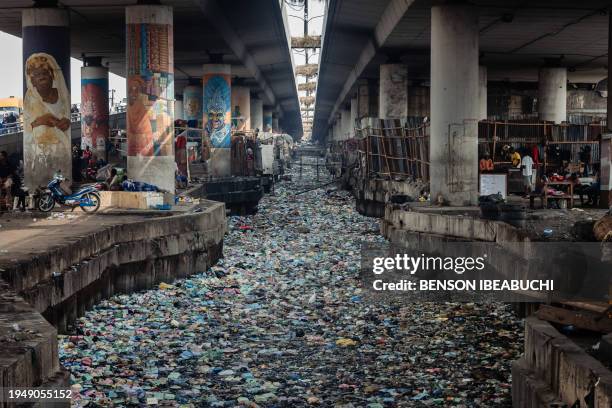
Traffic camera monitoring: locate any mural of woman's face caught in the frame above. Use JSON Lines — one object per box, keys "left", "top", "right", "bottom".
{"left": 208, "top": 109, "right": 224, "bottom": 130}
{"left": 30, "top": 66, "right": 53, "bottom": 94}
{"left": 186, "top": 99, "right": 199, "bottom": 116}
{"left": 128, "top": 81, "right": 141, "bottom": 105}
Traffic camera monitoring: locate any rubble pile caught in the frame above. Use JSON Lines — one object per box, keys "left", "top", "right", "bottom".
{"left": 60, "top": 158, "right": 523, "bottom": 407}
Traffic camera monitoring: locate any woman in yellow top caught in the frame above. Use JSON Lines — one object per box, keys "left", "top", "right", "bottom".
{"left": 511, "top": 149, "right": 521, "bottom": 168}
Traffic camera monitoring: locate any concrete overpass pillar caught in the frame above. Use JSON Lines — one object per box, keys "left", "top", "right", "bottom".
{"left": 350, "top": 97, "right": 358, "bottom": 137}
{"left": 479, "top": 66, "right": 487, "bottom": 120}
{"left": 22, "top": 7, "right": 71, "bottom": 191}
{"left": 250, "top": 96, "right": 263, "bottom": 132}
{"left": 202, "top": 64, "right": 232, "bottom": 177}
{"left": 341, "top": 108, "right": 351, "bottom": 140}
{"left": 538, "top": 67, "right": 567, "bottom": 123}
{"left": 272, "top": 113, "right": 279, "bottom": 133}
{"left": 602, "top": 14, "right": 612, "bottom": 208}
{"left": 231, "top": 86, "right": 251, "bottom": 131}
{"left": 81, "top": 59, "right": 109, "bottom": 160}
{"left": 430, "top": 3, "right": 479, "bottom": 206}
{"left": 379, "top": 64, "right": 408, "bottom": 119}
{"left": 125, "top": 5, "right": 175, "bottom": 192}
{"left": 174, "top": 99, "right": 184, "bottom": 121}
{"left": 263, "top": 109, "right": 273, "bottom": 132}
{"left": 183, "top": 84, "right": 202, "bottom": 128}
{"left": 407, "top": 86, "right": 430, "bottom": 117}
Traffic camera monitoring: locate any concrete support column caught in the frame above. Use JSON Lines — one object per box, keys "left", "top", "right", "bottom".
{"left": 479, "top": 66, "right": 487, "bottom": 120}
{"left": 183, "top": 84, "right": 202, "bottom": 128}
{"left": 174, "top": 99, "right": 184, "bottom": 120}
{"left": 379, "top": 64, "right": 408, "bottom": 119}
{"left": 263, "top": 109, "right": 273, "bottom": 132}
{"left": 407, "top": 86, "right": 430, "bottom": 117}
{"left": 357, "top": 83, "right": 370, "bottom": 120}
{"left": 272, "top": 114, "right": 279, "bottom": 133}
{"left": 250, "top": 96, "right": 263, "bottom": 132}
{"left": 538, "top": 67, "right": 567, "bottom": 123}
{"left": 600, "top": 134, "right": 611, "bottom": 208}
{"left": 603, "top": 13, "right": 612, "bottom": 207}
{"left": 22, "top": 7, "right": 71, "bottom": 191}
{"left": 202, "top": 64, "right": 232, "bottom": 177}
{"left": 126, "top": 5, "right": 175, "bottom": 192}
{"left": 81, "top": 61, "right": 109, "bottom": 160}
{"left": 231, "top": 86, "right": 251, "bottom": 131}
{"left": 430, "top": 3, "right": 480, "bottom": 206}
{"left": 341, "top": 108, "right": 351, "bottom": 140}
{"left": 350, "top": 96, "right": 358, "bottom": 137}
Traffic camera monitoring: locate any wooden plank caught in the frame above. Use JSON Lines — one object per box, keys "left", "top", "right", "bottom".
{"left": 536, "top": 305, "right": 612, "bottom": 333}
{"left": 561, "top": 301, "right": 610, "bottom": 314}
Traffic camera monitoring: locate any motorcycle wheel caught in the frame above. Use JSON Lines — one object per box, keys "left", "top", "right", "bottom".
{"left": 80, "top": 192, "right": 101, "bottom": 213}
{"left": 37, "top": 193, "right": 55, "bottom": 212}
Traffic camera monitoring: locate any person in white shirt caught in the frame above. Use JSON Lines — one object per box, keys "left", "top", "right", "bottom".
{"left": 521, "top": 152, "right": 534, "bottom": 196}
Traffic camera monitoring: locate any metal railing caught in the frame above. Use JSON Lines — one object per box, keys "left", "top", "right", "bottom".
{"left": 0, "top": 112, "right": 82, "bottom": 136}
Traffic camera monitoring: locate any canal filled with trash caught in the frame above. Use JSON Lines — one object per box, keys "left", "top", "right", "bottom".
{"left": 59, "top": 157, "right": 523, "bottom": 407}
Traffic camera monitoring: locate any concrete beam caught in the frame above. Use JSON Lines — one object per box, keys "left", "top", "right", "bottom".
{"left": 196, "top": 0, "right": 276, "bottom": 107}
{"left": 327, "top": 0, "right": 416, "bottom": 125}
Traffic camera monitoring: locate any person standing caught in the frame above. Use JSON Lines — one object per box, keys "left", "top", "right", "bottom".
{"left": 521, "top": 150, "right": 534, "bottom": 197}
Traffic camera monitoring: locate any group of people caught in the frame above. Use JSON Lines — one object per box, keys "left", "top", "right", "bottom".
{"left": 0, "top": 151, "right": 27, "bottom": 211}
{"left": 72, "top": 145, "right": 106, "bottom": 182}
{"left": 0, "top": 112, "right": 19, "bottom": 134}
{"left": 479, "top": 144, "right": 601, "bottom": 207}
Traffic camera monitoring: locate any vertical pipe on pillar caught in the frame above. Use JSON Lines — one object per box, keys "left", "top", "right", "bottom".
{"left": 126, "top": 5, "right": 175, "bottom": 192}
{"left": 22, "top": 7, "right": 71, "bottom": 191}
{"left": 263, "top": 109, "right": 273, "bottom": 132}
{"left": 202, "top": 64, "right": 232, "bottom": 177}
{"left": 231, "top": 86, "right": 251, "bottom": 131}
{"left": 81, "top": 62, "right": 109, "bottom": 160}
{"left": 379, "top": 64, "right": 408, "bottom": 119}
{"left": 250, "top": 96, "right": 263, "bottom": 133}
{"left": 538, "top": 67, "right": 567, "bottom": 124}
{"left": 430, "top": 3, "right": 479, "bottom": 206}
{"left": 183, "top": 84, "right": 202, "bottom": 128}
{"left": 479, "top": 66, "right": 487, "bottom": 120}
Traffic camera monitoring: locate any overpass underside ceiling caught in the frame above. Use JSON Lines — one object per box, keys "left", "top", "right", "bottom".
{"left": 313, "top": 0, "right": 612, "bottom": 140}
{"left": 0, "top": 0, "right": 302, "bottom": 136}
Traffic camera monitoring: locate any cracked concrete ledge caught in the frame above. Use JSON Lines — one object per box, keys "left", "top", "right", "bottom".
{"left": 347, "top": 176, "right": 425, "bottom": 218}
{"left": 0, "top": 201, "right": 227, "bottom": 407}
{"left": 513, "top": 317, "right": 612, "bottom": 408}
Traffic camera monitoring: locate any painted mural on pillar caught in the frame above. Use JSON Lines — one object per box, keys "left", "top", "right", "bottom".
{"left": 203, "top": 74, "right": 231, "bottom": 148}
{"left": 263, "top": 113, "right": 273, "bottom": 132}
{"left": 126, "top": 23, "right": 174, "bottom": 157}
{"left": 183, "top": 86, "right": 202, "bottom": 126}
{"left": 81, "top": 77, "right": 109, "bottom": 154}
{"left": 23, "top": 53, "right": 71, "bottom": 174}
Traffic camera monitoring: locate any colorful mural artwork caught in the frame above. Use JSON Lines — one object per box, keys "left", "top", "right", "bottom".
{"left": 231, "top": 86, "right": 250, "bottom": 132}
{"left": 203, "top": 74, "right": 231, "bottom": 148}
{"left": 183, "top": 85, "right": 202, "bottom": 126}
{"left": 81, "top": 75, "right": 109, "bottom": 154}
{"left": 23, "top": 52, "right": 71, "bottom": 178}
{"left": 263, "top": 111, "right": 273, "bottom": 132}
{"left": 126, "top": 22, "right": 174, "bottom": 157}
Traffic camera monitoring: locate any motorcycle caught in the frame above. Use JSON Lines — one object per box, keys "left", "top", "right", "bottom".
{"left": 37, "top": 172, "right": 101, "bottom": 213}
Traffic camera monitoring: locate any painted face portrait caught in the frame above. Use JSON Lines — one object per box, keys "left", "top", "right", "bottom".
{"left": 128, "top": 77, "right": 145, "bottom": 105}
{"left": 208, "top": 108, "right": 225, "bottom": 131}
{"left": 203, "top": 75, "right": 231, "bottom": 148}
{"left": 186, "top": 99, "right": 200, "bottom": 117}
